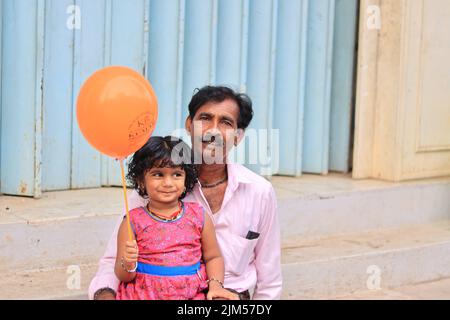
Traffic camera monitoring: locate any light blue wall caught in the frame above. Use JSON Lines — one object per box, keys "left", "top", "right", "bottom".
{"left": 0, "top": 0, "right": 358, "bottom": 197}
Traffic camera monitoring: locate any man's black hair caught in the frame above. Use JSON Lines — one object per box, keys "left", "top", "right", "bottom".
{"left": 188, "top": 86, "right": 254, "bottom": 129}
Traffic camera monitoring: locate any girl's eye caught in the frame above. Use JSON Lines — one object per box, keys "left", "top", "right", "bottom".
{"left": 174, "top": 172, "right": 184, "bottom": 177}
{"left": 152, "top": 172, "right": 163, "bottom": 177}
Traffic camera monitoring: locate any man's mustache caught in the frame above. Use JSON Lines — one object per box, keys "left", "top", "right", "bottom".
{"left": 201, "top": 133, "right": 224, "bottom": 146}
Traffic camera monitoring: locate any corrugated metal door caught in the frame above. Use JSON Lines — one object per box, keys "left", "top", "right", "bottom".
{"left": 148, "top": 0, "right": 358, "bottom": 175}
{"left": 1, "top": 0, "right": 149, "bottom": 196}
{"left": 0, "top": 0, "right": 2, "bottom": 193}
{"left": 1, "top": 0, "right": 45, "bottom": 197}
{"left": 0, "top": 0, "right": 358, "bottom": 197}
{"left": 330, "top": 0, "right": 358, "bottom": 173}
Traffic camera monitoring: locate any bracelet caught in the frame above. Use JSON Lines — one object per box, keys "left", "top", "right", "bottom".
{"left": 121, "top": 257, "right": 138, "bottom": 273}
{"left": 206, "top": 277, "right": 224, "bottom": 288}
{"left": 93, "top": 287, "right": 116, "bottom": 300}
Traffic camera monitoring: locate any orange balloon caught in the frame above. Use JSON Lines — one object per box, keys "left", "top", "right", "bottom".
{"left": 76, "top": 66, "right": 158, "bottom": 158}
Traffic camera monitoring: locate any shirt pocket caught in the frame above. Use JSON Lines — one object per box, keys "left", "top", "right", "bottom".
{"left": 217, "top": 229, "right": 258, "bottom": 276}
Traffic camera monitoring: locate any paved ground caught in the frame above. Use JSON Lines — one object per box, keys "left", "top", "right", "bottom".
{"left": 0, "top": 264, "right": 97, "bottom": 300}
{"left": 1, "top": 262, "right": 449, "bottom": 300}
{"left": 331, "top": 278, "right": 450, "bottom": 300}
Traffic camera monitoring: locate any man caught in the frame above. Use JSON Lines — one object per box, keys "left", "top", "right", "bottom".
{"left": 89, "top": 86, "right": 282, "bottom": 300}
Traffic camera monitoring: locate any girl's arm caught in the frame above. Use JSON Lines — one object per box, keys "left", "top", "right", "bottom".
{"left": 114, "top": 219, "right": 138, "bottom": 283}
{"left": 201, "top": 213, "right": 239, "bottom": 300}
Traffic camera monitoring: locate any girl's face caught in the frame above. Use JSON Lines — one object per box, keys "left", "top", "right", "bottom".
{"left": 143, "top": 166, "right": 186, "bottom": 205}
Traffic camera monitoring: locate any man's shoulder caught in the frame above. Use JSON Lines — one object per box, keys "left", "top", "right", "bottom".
{"left": 129, "top": 189, "right": 148, "bottom": 209}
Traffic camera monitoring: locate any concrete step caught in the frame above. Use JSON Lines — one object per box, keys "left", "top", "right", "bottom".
{"left": 274, "top": 174, "right": 450, "bottom": 239}
{"left": 0, "top": 188, "right": 122, "bottom": 273}
{"left": 2, "top": 221, "right": 450, "bottom": 300}
{"left": 1, "top": 174, "right": 449, "bottom": 273}
{"left": 281, "top": 221, "right": 450, "bottom": 299}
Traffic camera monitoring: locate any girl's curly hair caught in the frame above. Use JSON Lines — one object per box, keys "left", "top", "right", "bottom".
{"left": 127, "top": 136, "right": 198, "bottom": 199}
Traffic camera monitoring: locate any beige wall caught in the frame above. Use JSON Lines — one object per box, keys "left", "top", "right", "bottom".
{"left": 353, "top": 0, "right": 450, "bottom": 181}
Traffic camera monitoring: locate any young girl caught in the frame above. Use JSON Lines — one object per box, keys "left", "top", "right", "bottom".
{"left": 115, "top": 136, "right": 237, "bottom": 300}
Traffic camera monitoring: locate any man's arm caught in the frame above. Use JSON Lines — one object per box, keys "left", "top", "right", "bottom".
{"left": 252, "top": 186, "right": 282, "bottom": 300}
{"left": 87, "top": 214, "right": 121, "bottom": 300}
{"left": 88, "top": 190, "right": 145, "bottom": 300}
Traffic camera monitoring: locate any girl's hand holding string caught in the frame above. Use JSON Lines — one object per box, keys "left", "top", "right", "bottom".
{"left": 123, "top": 240, "right": 139, "bottom": 271}
{"left": 115, "top": 220, "right": 139, "bottom": 283}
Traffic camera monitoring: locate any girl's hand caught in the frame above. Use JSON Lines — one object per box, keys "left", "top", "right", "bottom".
{"left": 123, "top": 240, "right": 139, "bottom": 270}
{"left": 206, "top": 282, "right": 240, "bottom": 300}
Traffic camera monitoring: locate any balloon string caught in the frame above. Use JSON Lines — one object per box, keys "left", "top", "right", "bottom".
{"left": 120, "top": 159, "right": 133, "bottom": 241}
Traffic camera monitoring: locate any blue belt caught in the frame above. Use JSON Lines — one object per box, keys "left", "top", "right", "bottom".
{"left": 136, "top": 261, "right": 201, "bottom": 276}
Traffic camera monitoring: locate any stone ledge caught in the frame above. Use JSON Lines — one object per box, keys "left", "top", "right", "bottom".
{"left": 282, "top": 221, "right": 450, "bottom": 298}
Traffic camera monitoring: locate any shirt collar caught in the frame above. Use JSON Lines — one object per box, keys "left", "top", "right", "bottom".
{"left": 227, "top": 162, "right": 252, "bottom": 190}
{"left": 194, "top": 163, "right": 252, "bottom": 192}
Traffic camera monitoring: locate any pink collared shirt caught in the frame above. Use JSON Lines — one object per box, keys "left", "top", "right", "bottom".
{"left": 88, "top": 163, "right": 282, "bottom": 300}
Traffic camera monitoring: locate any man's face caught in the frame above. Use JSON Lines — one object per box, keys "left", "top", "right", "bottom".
{"left": 185, "top": 99, "right": 243, "bottom": 164}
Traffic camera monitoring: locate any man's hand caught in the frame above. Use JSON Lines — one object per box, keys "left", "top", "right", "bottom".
{"left": 207, "top": 282, "right": 239, "bottom": 300}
